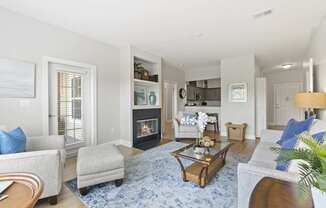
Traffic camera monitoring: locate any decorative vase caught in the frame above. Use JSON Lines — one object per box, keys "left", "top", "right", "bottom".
{"left": 149, "top": 92, "right": 156, "bottom": 105}
{"left": 311, "top": 187, "right": 326, "bottom": 208}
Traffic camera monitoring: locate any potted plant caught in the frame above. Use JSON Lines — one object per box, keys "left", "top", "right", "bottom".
{"left": 272, "top": 133, "right": 326, "bottom": 208}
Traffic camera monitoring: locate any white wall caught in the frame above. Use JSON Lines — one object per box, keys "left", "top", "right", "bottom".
{"left": 0, "top": 8, "right": 121, "bottom": 144}
{"left": 263, "top": 68, "right": 305, "bottom": 124}
{"left": 306, "top": 14, "right": 326, "bottom": 120}
{"left": 185, "top": 64, "right": 221, "bottom": 81}
{"left": 220, "top": 55, "right": 256, "bottom": 139}
{"left": 162, "top": 60, "right": 186, "bottom": 119}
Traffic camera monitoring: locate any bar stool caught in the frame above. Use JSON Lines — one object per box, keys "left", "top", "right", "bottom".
{"left": 206, "top": 113, "right": 219, "bottom": 133}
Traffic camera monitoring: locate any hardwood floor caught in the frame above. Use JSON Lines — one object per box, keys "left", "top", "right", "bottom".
{"left": 36, "top": 122, "right": 257, "bottom": 207}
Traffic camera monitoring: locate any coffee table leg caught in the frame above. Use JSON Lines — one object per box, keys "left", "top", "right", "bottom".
{"left": 174, "top": 156, "right": 188, "bottom": 182}
{"left": 199, "top": 166, "right": 208, "bottom": 188}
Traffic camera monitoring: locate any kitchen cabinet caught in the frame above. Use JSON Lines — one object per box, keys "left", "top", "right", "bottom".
{"left": 205, "top": 88, "right": 221, "bottom": 100}
{"left": 187, "top": 86, "right": 196, "bottom": 101}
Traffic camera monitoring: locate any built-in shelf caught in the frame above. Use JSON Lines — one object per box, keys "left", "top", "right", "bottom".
{"left": 134, "top": 79, "right": 159, "bottom": 86}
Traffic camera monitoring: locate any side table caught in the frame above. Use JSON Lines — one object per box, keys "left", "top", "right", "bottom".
{"left": 249, "top": 177, "right": 313, "bottom": 208}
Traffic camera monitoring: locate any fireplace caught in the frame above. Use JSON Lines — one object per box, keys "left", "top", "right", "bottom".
{"left": 133, "top": 109, "right": 161, "bottom": 150}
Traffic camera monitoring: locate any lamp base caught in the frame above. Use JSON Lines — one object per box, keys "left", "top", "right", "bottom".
{"left": 304, "top": 110, "right": 316, "bottom": 119}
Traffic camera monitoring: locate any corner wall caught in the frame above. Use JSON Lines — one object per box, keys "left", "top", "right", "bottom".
{"left": 220, "top": 55, "right": 256, "bottom": 139}
{"left": 306, "top": 14, "right": 326, "bottom": 120}
{"left": 0, "top": 8, "right": 121, "bottom": 144}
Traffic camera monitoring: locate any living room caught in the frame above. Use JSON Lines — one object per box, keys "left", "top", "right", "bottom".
{"left": 0, "top": 1, "right": 326, "bottom": 208}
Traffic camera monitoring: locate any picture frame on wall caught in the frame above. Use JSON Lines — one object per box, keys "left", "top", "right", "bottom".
{"left": 0, "top": 58, "right": 36, "bottom": 98}
{"left": 229, "top": 82, "right": 247, "bottom": 103}
{"left": 134, "top": 86, "right": 147, "bottom": 105}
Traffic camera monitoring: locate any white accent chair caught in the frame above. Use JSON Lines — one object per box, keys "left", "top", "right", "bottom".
{"left": 0, "top": 125, "right": 65, "bottom": 205}
{"left": 173, "top": 112, "right": 200, "bottom": 141}
{"left": 237, "top": 119, "right": 326, "bottom": 208}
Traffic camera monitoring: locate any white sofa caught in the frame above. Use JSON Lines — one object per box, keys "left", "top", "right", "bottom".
{"left": 0, "top": 126, "right": 65, "bottom": 204}
{"left": 237, "top": 119, "right": 326, "bottom": 208}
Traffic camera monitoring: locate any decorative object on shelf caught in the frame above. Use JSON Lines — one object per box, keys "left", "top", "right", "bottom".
{"left": 134, "top": 63, "right": 144, "bottom": 79}
{"left": 225, "top": 122, "right": 247, "bottom": 141}
{"left": 148, "top": 91, "right": 157, "bottom": 105}
{"left": 229, "top": 82, "right": 248, "bottom": 102}
{"left": 271, "top": 132, "right": 326, "bottom": 208}
{"left": 149, "top": 75, "right": 158, "bottom": 82}
{"left": 141, "top": 69, "right": 150, "bottom": 80}
{"left": 0, "top": 58, "right": 36, "bottom": 98}
{"left": 179, "top": 88, "right": 186, "bottom": 99}
{"left": 194, "top": 112, "right": 208, "bottom": 154}
{"left": 134, "top": 86, "right": 147, "bottom": 105}
{"left": 295, "top": 92, "right": 326, "bottom": 119}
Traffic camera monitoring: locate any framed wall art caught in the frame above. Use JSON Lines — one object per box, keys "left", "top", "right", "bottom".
{"left": 229, "top": 82, "right": 247, "bottom": 103}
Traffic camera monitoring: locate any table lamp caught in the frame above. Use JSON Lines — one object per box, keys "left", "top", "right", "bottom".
{"left": 295, "top": 92, "right": 326, "bottom": 119}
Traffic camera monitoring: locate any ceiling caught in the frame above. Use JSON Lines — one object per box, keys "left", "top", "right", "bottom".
{"left": 0, "top": 0, "right": 325, "bottom": 71}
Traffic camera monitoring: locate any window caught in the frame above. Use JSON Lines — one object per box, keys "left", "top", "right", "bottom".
{"left": 57, "top": 72, "right": 84, "bottom": 144}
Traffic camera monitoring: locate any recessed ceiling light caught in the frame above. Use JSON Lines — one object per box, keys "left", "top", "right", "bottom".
{"left": 281, "top": 63, "right": 294, "bottom": 69}
{"left": 253, "top": 9, "right": 273, "bottom": 19}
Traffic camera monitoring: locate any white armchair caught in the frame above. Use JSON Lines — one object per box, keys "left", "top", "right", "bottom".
{"left": 0, "top": 131, "right": 65, "bottom": 205}
{"left": 173, "top": 119, "right": 200, "bottom": 141}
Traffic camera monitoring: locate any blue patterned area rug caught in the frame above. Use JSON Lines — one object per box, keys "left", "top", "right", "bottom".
{"left": 65, "top": 142, "right": 250, "bottom": 208}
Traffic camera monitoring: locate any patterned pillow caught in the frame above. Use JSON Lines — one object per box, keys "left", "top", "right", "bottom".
{"left": 180, "top": 113, "right": 197, "bottom": 126}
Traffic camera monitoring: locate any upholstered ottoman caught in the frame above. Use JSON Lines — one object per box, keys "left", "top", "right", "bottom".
{"left": 76, "top": 143, "right": 125, "bottom": 195}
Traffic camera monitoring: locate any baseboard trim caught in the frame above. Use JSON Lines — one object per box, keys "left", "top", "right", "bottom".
{"left": 119, "top": 139, "right": 133, "bottom": 147}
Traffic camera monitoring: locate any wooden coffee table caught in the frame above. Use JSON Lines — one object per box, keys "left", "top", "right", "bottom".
{"left": 171, "top": 141, "right": 232, "bottom": 188}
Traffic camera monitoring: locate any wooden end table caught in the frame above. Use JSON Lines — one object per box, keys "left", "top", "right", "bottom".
{"left": 0, "top": 173, "right": 43, "bottom": 208}
{"left": 249, "top": 177, "right": 313, "bottom": 208}
{"left": 171, "top": 141, "right": 232, "bottom": 188}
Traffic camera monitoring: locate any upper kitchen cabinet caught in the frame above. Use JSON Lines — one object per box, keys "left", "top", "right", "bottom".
{"left": 205, "top": 88, "right": 221, "bottom": 100}
{"left": 186, "top": 78, "right": 221, "bottom": 102}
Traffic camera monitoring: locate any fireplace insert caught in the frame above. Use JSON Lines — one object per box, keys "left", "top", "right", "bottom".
{"left": 133, "top": 109, "right": 161, "bottom": 150}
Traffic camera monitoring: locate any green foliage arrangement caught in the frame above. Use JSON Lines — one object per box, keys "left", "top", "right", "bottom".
{"left": 271, "top": 132, "right": 326, "bottom": 193}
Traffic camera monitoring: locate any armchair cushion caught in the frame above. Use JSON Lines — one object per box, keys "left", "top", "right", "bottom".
{"left": 0, "top": 127, "right": 26, "bottom": 154}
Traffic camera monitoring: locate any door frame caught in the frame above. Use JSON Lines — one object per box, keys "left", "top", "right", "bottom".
{"left": 273, "top": 82, "right": 304, "bottom": 125}
{"left": 42, "top": 56, "right": 97, "bottom": 146}
{"left": 163, "top": 81, "right": 178, "bottom": 123}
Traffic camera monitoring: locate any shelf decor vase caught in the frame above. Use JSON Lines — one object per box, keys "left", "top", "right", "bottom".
{"left": 311, "top": 187, "right": 326, "bottom": 208}
{"left": 149, "top": 92, "right": 156, "bottom": 105}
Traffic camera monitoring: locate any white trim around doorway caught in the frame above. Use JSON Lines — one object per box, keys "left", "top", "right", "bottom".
{"left": 42, "top": 56, "right": 98, "bottom": 146}
{"left": 163, "top": 81, "right": 178, "bottom": 122}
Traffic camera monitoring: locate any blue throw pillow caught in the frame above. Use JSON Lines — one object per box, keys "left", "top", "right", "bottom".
{"left": 0, "top": 127, "right": 26, "bottom": 154}
{"left": 275, "top": 131, "right": 325, "bottom": 171}
{"left": 277, "top": 117, "right": 314, "bottom": 145}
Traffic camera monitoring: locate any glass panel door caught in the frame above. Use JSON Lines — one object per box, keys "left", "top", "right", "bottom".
{"left": 57, "top": 72, "right": 84, "bottom": 145}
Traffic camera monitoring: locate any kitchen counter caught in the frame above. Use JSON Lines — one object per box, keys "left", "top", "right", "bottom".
{"left": 184, "top": 106, "right": 220, "bottom": 112}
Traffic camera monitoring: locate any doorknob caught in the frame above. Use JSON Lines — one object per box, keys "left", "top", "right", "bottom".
{"left": 49, "top": 115, "right": 57, "bottom": 118}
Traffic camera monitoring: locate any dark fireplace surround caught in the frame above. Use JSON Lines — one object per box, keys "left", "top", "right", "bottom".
{"left": 133, "top": 109, "right": 161, "bottom": 150}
